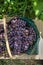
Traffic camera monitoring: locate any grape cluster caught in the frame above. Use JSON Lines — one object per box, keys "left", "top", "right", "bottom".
{"left": 0, "top": 24, "right": 9, "bottom": 57}
{"left": 0, "top": 24, "right": 5, "bottom": 56}
{"left": 6, "top": 17, "right": 36, "bottom": 55}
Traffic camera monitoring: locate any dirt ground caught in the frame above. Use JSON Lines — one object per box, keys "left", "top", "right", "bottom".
{"left": 34, "top": 18, "right": 43, "bottom": 38}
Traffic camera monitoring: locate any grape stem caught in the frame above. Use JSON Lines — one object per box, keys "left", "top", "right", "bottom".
{"left": 3, "top": 16, "right": 18, "bottom": 59}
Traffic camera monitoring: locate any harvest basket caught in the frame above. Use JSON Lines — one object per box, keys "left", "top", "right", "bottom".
{"left": 0, "top": 16, "right": 40, "bottom": 59}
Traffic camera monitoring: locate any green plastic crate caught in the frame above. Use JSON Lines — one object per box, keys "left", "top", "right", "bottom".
{"left": 20, "top": 17, "right": 40, "bottom": 55}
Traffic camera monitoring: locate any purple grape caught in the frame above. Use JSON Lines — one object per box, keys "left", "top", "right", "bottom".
{"left": 6, "top": 17, "right": 36, "bottom": 55}
{"left": 0, "top": 24, "right": 8, "bottom": 57}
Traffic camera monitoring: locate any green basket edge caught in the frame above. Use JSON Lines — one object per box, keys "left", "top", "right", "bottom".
{"left": 19, "top": 17, "right": 40, "bottom": 55}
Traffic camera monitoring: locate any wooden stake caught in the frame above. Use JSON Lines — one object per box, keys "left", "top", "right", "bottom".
{"left": 3, "top": 16, "right": 13, "bottom": 59}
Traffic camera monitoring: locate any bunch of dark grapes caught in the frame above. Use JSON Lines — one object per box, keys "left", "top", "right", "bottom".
{"left": 0, "top": 24, "right": 9, "bottom": 57}
{"left": 6, "top": 17, "right": 36, "bottom": 55}
{"left": 0, "top": 24, "right": 5, "bottom": 55}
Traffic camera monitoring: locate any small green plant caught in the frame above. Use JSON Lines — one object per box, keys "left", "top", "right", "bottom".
{"left": 0, "top": 59, "right": 42, "bottom": 65}
{"left": 0, "top": 0, "right": 43, "bottom": 20}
